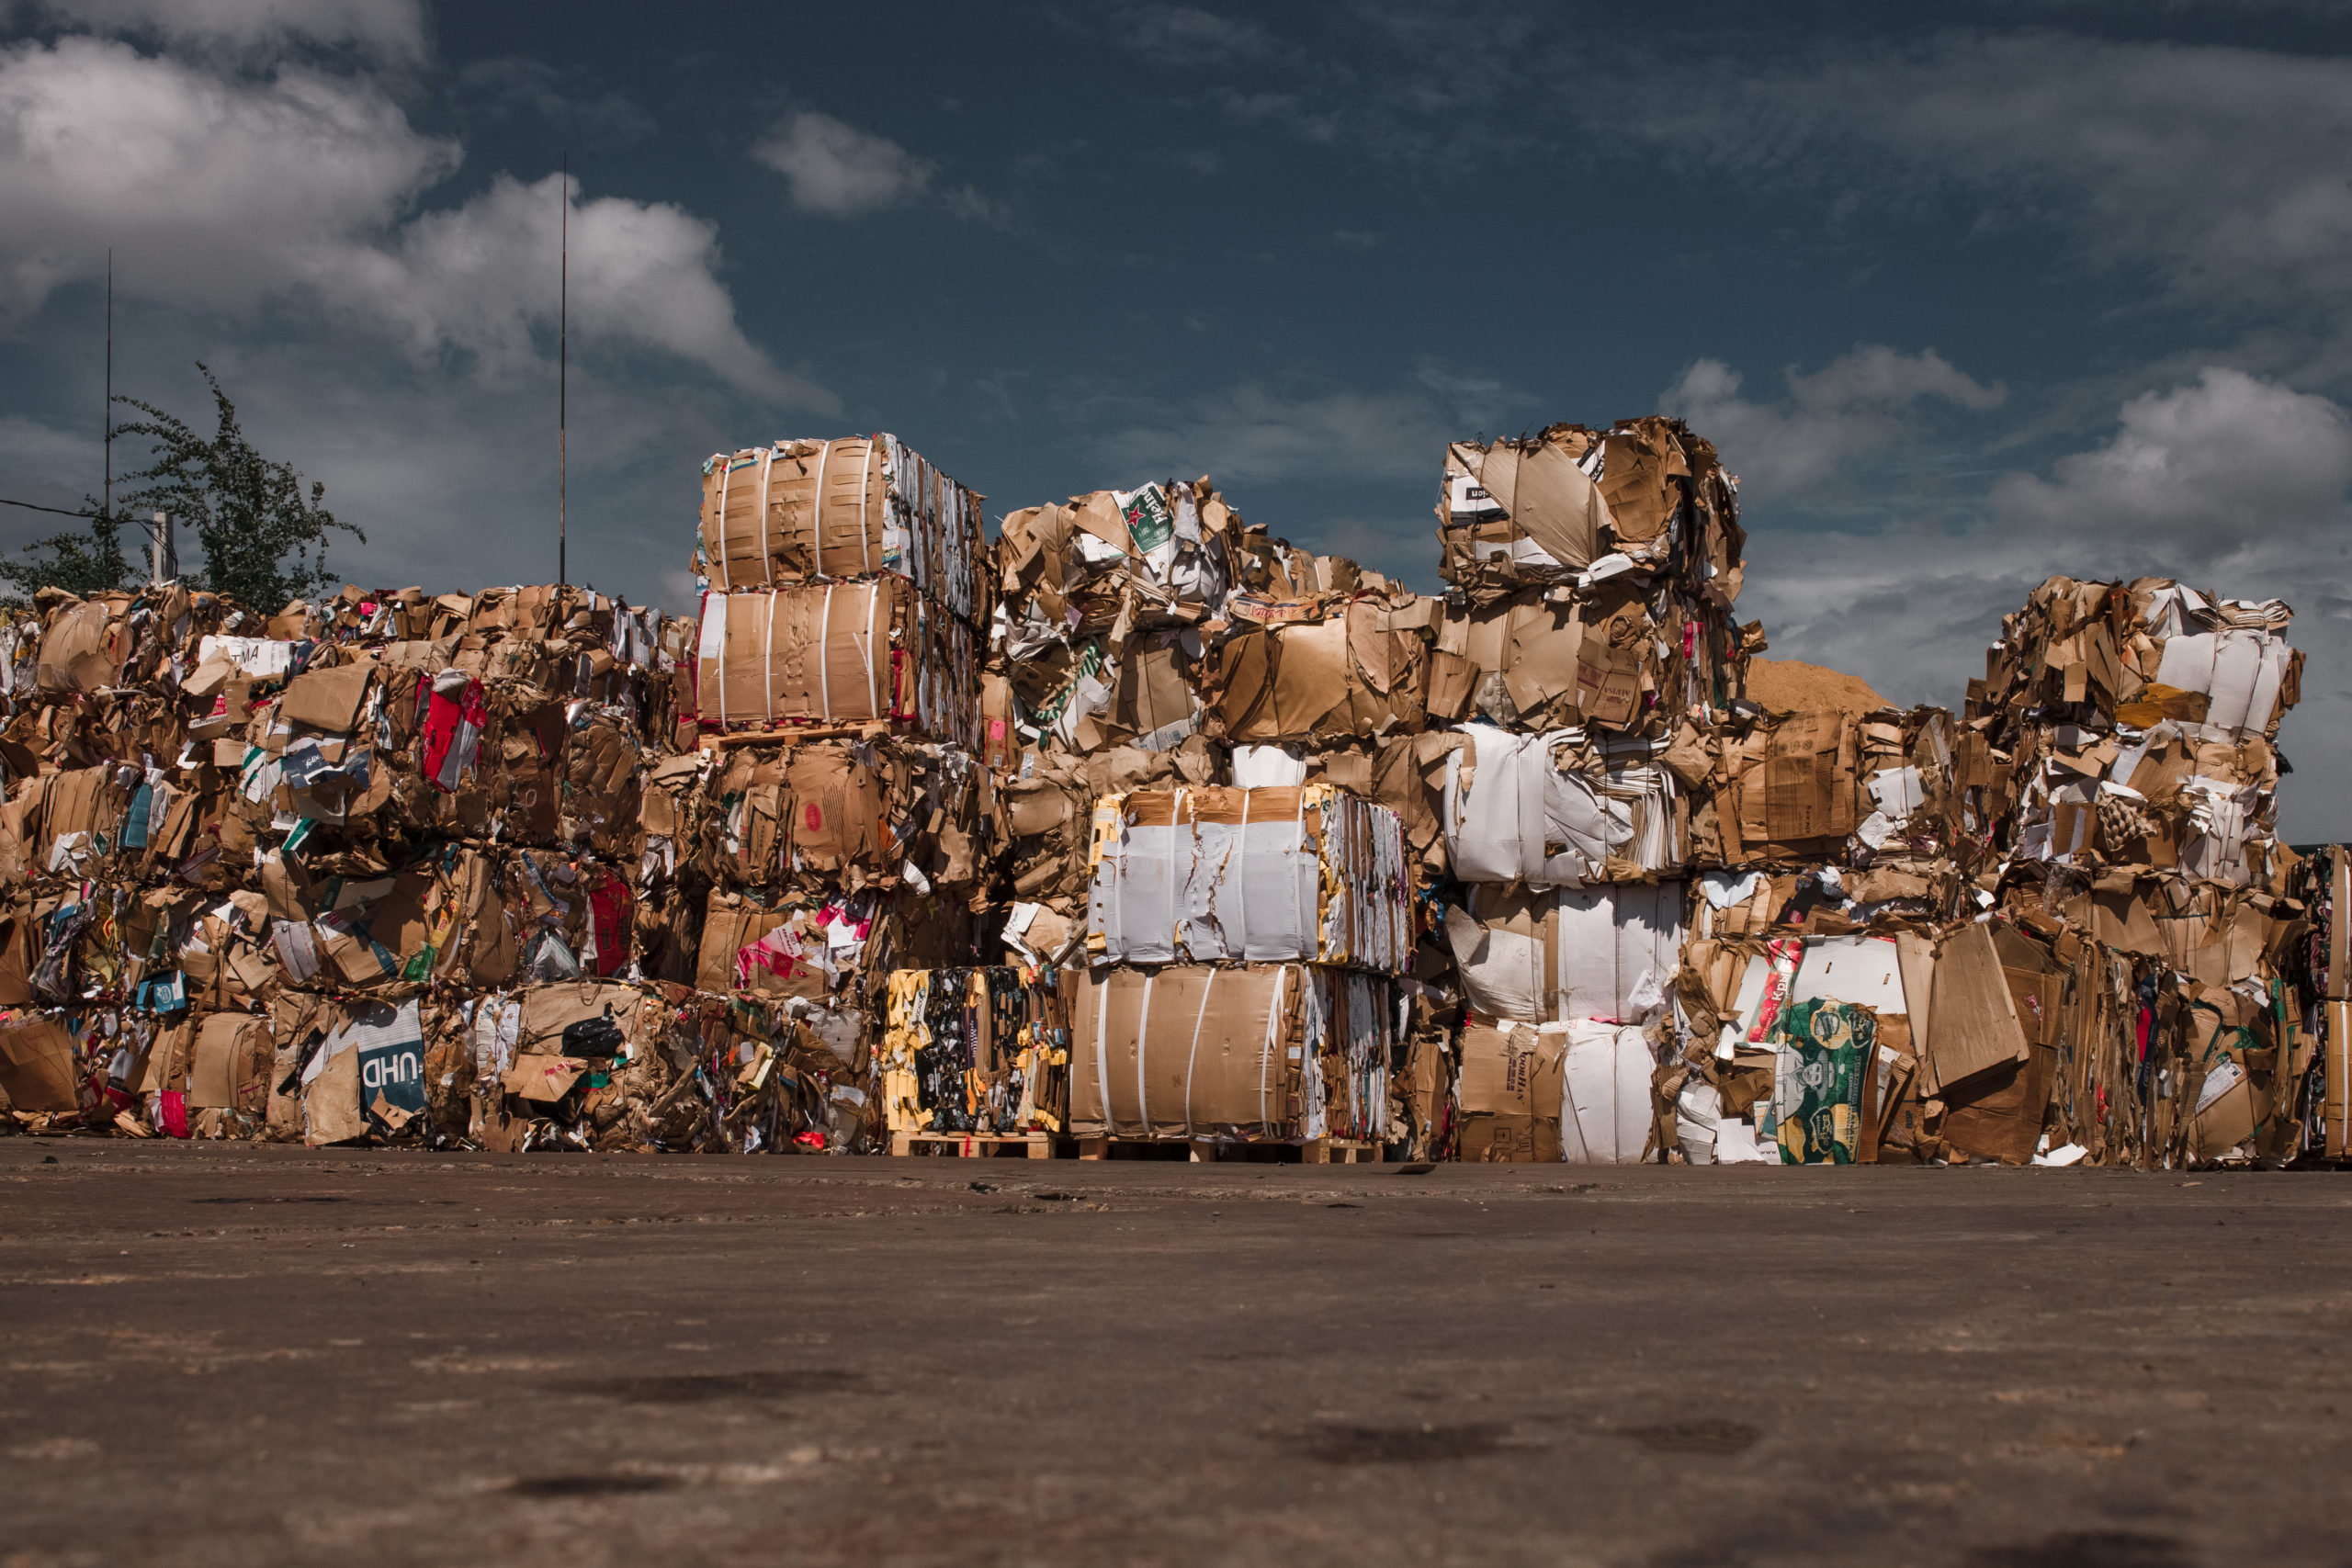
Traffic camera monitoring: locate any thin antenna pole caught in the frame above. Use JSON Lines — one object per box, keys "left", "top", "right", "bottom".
{"left": 559, "top": 156, "right": 568, "bottom": 588}
{"left": 103, "top": 249, "right": 111, "bottom": 529}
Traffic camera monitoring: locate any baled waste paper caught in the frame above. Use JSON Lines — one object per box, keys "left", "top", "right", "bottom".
{"left": 4, "top": 423, "right": 2346, "bottom": 1174}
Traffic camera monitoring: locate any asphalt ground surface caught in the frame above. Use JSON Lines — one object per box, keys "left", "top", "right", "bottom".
{"left": 2, "top": 1142, "right": 2348, "bottom": 1568}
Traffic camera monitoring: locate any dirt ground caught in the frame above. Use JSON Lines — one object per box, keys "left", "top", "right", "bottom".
{"left": 3, "top": 1140, "right": 2348, "bottom": 1567}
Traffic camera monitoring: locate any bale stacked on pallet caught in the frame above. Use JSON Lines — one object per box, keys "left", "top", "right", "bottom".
{"left": 877, "top": 964, "right": 1072, "bottom": 1144}
{"left": 1084, "top": 783, "right": 1413, "bottom": 973}
{"left": 1065, "top": 961, "right": 1396, "bottom": 1145}
{"left": 691, "top": 433, "right": 987, "bottom": 747}
{"left": 1062, "top": 781, "right": 1409, "bottom": 1152}
{"left": 692, "top": 578, "right": 980, "bottom": 746}
{"left": 1431, "top": 416, "right": 1750, "bottom": 738}
{"left": 697, "top": 434, "right": 986, "bottom": 620}
{"left": 990, "top": 475, "right": 1428, "bottom": 761}
{"left": 672, "top": 432, "right": 997, "bottom": 1147}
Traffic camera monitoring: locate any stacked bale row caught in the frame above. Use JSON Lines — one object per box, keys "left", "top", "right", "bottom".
{"left": 2, "top": 418, "right": 2344, "bottom": 1171}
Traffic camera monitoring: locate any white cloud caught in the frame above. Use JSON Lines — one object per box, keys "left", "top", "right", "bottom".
{"left": 0, "top": 37, "right": 818, "bottom": 399}
{"left": 752, "top": 112, "right": 933, "bottom": 217}
{"left": 1730, "top": 367, "right": 2352, "bottom": 838}
{"left": 0, "top": 37, "right": 455, "bottom": 318}
{"left": 1662, "top": 344, "right": 2005, "bottom": 497}
{"left": 1992, "top": 367, "right": 2352, "bottom": 550}
{"left": 336, "top": 172, "right": 826, "bottom": 402}
{"left": 30, "top": 0, "right": 426, "bottom": 57}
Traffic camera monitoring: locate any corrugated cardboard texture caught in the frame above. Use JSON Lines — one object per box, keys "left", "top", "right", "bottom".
{"left": 1069, "top": 965, "right": 1304, "bottom": 1139}
{"left": 695, "top": 580, "right": 978, "bottom": 746}
{"left": 0, "top": 1014, "right": 80, "bottom": 1111}
{"left": 1925, "top": 923, "right": 2032, "bottom": 1096}
{"left": 1212, "top": 598, "right": 1431, "bottom": 743}
{"left": 699, "top": 435, "right": 984, "bottom": 620}
{"left": 1456, "top": 1021, "right": 1566, "bottom": 1162}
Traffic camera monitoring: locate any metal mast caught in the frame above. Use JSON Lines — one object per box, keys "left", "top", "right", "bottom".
{"left": 559, "top": 157, "right": 568, "bottom": 587}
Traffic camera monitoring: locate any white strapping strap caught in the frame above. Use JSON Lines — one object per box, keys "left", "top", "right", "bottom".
{"left": 1260, "top": 965, "right": 1288, "bottom": 1134}
{"left": 1169, "top": 786, "right": 1190, "bottom": 958}
{"left": 817, "top": 585, "right": 833, "bottom": 720}
{"left": 1135, "top": 971, "right": 1155, "bottom": 1135}
{"left": 1234, "top": 790, "right": 1251, "bottom": 962}
{"left": 715, "top": 457, "right": 734, "bottom": 592}
{"left": 841, "top": 581, "right": 878, "bottom": 719}
{"left": 758, "top": 447, "right": 775, "bottom": 585}
{"left": 811, "top": 439, "right": 831, "bottom": 574}
{"left": 1182, "top": 968, "right": 1213, "bottom": 1139}
{"left": 1092, "top": 973, "right": 1113, "bottom": 1136}
{"left": 859, "top": 435, "right": 876, "bottom": 573}
{"left": 703, "top": 591, "right": 728, "bottom": 725}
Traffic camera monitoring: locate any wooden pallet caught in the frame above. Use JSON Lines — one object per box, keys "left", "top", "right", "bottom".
{"left": 1074, "top": 1135, "right": 1382, "bottom": 1164}
{"left": 890, "top": 1129, "right": 1055, "bottom": 1159}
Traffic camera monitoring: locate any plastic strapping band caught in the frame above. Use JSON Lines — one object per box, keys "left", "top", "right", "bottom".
{"left": 1170, "top": 786, "right": 1189, "bottom": 960}
{"left": 811, "top": 439, "right": 831, "bottom": 575}
{"left": 1235, "top": 790, "right": 1251, "bottom": 963}
{"left": 1135, "top": 971, "right": 1154, "bottom": 1136}
{"left": 758, "top": 447, "right": 775, "bottom": 586}
{"left": 708, "top": 592, "right": 727, "bottom": 725}
{"left": 817, "top": 585, "right": 833, "bottom": 721}
{"left": 1182, "top": 968, "right": 1212, "bottom": 1140}
{"left": 855, "top": 583, "right": 878, "bottom": 718}
{"left": 715, "top": 458, "right": 734, "bottom": 592}
{"left": 1093, "top": 973, "right": 1113, "bottom": 1137}
{"left": 1261, "top": 965, "right": 1287, "bottom": 1134}
{"left": 859, "top": 435, "right": 876, "bottom": 574}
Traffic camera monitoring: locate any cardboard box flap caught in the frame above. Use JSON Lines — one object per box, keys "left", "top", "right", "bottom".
{"left": 1924, "top": 922, "right": 2032, "bottom": 1095}
{"left": 1461, "top": 441, "right": 1603, "bottom": 570}
{"left": 0, "top": 1014, "right": 80, "bottom": 1111}
{"left": 280, "top": 662, "right": 375, "bottom": 735}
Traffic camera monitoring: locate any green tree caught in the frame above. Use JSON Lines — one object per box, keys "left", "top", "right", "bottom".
{"left": 0, "top": 504, "right": 130, "bottom": 601}
{"left": 108, "top": 364, "right": 364, "bottom": 609}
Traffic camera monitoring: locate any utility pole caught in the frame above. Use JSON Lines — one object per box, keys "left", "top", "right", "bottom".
{"left": 147, "top": 510, "right": 175, "bottom": 585}
{"left": 103, "top": 248, "right": 111, "bottom": 531}
{"left": 559, "top": 155, "right": 568, "bottom": 588}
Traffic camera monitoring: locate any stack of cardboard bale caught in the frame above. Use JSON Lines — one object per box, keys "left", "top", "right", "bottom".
{"left": 1426, "top": 419, "right": 1753, "bottom": 1162}
{"left": 7, "top": 419, "right": 2351, "bottom": 1174}
{"left": 1956, "top": 578, "right": 2312, "bottom": 1167}
{"left": 0, "top": 579, "right": 729, "bottom": 1152}
{"left": 681, "top": 434, "right": 995, "bottom": 1149}
{"left": 694, "top": 435, "right": 983, "bottom": 745}
{"left": 981, "top": 477, "right": 1431, "bottom": 1154}
{"left": 877, "top": 964, "right": 1073, "bottom": 1149}
{"left": 1662, "top": 575, "right": 2324, "bottom": 1171}
{"left": 2290, "top": 845, "right": 2346, "bottom": 1158}
{"left": 1065, "top": 778, "right": 1413, "bottom": 1152}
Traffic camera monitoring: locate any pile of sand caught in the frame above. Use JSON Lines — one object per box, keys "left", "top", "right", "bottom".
{"left": 1743, "top": 658, "right": 1894, "bottom": 717}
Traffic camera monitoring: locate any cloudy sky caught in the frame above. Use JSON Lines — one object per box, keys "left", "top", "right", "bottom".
{"left": 2, "top": 0, "right": 2348, "bottom": 836}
